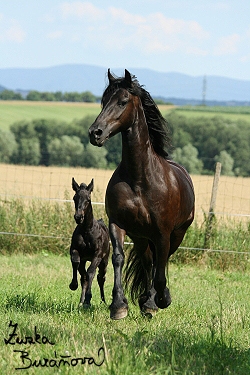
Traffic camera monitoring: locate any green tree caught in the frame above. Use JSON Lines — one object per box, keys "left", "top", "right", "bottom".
{"left": 63, "top": 92, "right": 81, "bottom": 102}
{"left": 214, "top": 150, "right": 234, "bottom": 176}
{"left": 0, "top": 130, "right": 18, "bottom": 162}
{"left": 80, "top": 91, "right": 96, "bottom": 102}
{"left": 26, "top": 90, "right": 42, "bottom": 101}
{"left": 0, "top": 89, "right": 22, "bottom": 100}
{"left": 11, "top": 138, "right": 40, "bottom": 165}
{"left": 48, "top": 136, "right": 84, "bottom": 166}
{"left": 83, "top": 143, "right": 108, "bottom": 169}
{"left": 172, "top": 143, "right": 203, "bottom": 174}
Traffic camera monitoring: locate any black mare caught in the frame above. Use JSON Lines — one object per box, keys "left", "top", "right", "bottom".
{"left": 89, "top": 70, "right": 195, "bottom": 319}
{"left": 69, "top": 178, "right": 110, "bottom": 308}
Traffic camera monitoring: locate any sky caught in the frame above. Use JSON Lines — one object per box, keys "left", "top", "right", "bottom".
{"left": 1, "top": 0, "right": 250, "bottom": 81}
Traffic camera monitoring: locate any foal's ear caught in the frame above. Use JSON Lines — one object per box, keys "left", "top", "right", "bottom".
{"left": 108, "top": 69, "right": 116, "bottom": 84}
{"left": 72, "top": 177, "right": 80, "bottom": 192}
{"left": 87, "top": 178, "right": 94, "bottom": 193}
{"left": 124, "top": 69, "right": 132, "bottom": 87}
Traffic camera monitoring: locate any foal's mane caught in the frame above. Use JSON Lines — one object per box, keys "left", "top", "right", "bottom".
{"left": 102, "top": 72, "right": 172, "bottom": 158}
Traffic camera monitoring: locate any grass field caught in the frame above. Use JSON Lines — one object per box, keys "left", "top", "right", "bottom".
{"left": 173, "top": 107, "right": 250, "bottom": 123}
{"left": 0, "top": 254, "right": 249, "bottom": 374}
{"left": 3, "top": 100, "right": 250, "bottom": 132}
{"left": 0, "top": 101, "right": 102, "bottom": 131}
{"left": 0, "top": 101, "right": 176, "bottom": 131}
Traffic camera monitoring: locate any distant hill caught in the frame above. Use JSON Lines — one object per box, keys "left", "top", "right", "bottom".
{"left": 0, "top": 64, "right": 249, "bottom": 102}
{"left": 0, "top": 84, "right": 6, "bottom": 92}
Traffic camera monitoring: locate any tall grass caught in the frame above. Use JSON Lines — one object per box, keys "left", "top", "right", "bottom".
{"left": 0, "top": 197, "right": 249, "bottom": 270}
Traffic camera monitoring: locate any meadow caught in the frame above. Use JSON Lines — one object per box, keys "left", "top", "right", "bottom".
{"left": 0, "top": 101, "right": 102, "bottom": 131}
{"left": 0, "top": 254, "right": 249, "bottom": 375}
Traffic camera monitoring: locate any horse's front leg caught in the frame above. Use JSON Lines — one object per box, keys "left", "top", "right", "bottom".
{"left": 69, "top": 249, "right": 80, "bottom": 290}
{"left": 154, "top": 237, "right": 172, "bottom": 309}
{"left": 109, "top": 222, "right": 128, "bottom": 320}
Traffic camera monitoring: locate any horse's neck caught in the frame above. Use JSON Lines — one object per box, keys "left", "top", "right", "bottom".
{"left": 121, "top": 108, "right": 156, "bottom": 184}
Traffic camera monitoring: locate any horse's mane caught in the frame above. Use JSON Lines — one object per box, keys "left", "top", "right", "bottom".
{"left": 102, "top": 73, "right": 172, "bottom": 158}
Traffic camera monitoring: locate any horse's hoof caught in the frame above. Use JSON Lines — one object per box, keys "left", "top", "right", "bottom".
{"left": 141, "top": 307, "right": 158, "bottom": 319}
{"left": 110, "top": 307, "right": 128, "bottom": 320}
{"left": 78, "top": 302, "right": 91, "bottom": 310}
{"left": 69, "top": 282, "right": 78, "bottom": 291}
{"left": 155, "top": 293, "right": 171, "bottom": 309}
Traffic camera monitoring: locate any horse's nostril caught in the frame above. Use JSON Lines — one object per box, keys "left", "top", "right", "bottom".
{"left": 94, "top": 128, "right": 103, "bottom": 137}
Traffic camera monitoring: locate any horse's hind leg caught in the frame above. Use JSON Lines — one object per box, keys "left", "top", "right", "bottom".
{"left": 139, "top": 244, "right": 159, "bottom": 317}
{"left": 69, "top": 249, "right": 80, "bottom": 290}
{"left": 109, "top": 223, "right": 128, "bottom": 320}
{"left": 97, "top": 255, "right": 108, "bottom": 303}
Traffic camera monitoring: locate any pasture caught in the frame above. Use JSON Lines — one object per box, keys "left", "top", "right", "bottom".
{"left": 0, "top": 101, "right": 101, "bottom": 131}
{"left": 0, "top": 254, "right": 249, "bottom": 374}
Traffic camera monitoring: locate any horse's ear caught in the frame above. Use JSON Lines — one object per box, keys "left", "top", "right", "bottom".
{"left": 108, "top": 69, "right": 116, "bottom": 84}
{"left": 124, "top": 69, "right": 132, "bottom": 87}
{"left": 72, "top": 177, "right": 80, "bottom": 192}
{"left": 87, "top": 178, "right": 94, "bottom": 193}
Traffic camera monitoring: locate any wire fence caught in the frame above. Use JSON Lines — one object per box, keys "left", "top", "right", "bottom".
{"left": 0, "top": 163, "right": 249, "bottom": 256}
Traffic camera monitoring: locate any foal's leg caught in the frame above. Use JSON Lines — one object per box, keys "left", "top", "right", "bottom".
{"left": 69, "top": 249, "right": 80, "bottom": 290}
{"left": 83, "top": 257, "right": 102, "bottom": 307}
{"left": 109, "top": 222, "right": 128, "bottom": 320}
{"left": 78, "top": 261, "right": 88, "bottom": 308}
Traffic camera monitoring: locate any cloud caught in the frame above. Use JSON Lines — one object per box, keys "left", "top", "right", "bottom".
{"left": 60, "top": 1, "right": 104, "bottom": 20}
{"left": 0, "top": 18, "right": 26, "bottom": 42}
{"left": 47, "top": 30, "right": 63, "bottom": 40}
{"left": 214, "top": 34, "right": 241, "bottom": 55}
{"left": 55, "top": 2, "right": 210, "bottom": 55}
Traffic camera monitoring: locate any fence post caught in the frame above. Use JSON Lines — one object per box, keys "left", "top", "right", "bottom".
{"left": 204, "top": 162, "right": 221, "bottom": 248}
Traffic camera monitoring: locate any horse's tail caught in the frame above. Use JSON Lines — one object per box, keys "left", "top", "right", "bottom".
{"left": 124, "top": 245, "right": 152, "bottom": 304}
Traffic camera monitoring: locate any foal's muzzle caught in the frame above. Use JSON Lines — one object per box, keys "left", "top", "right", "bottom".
{"left": 74, "top": 213, "right": 84, "bottom": 224}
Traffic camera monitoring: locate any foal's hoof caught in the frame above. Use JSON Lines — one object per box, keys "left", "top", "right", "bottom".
{"left": 78, "top": 302, "right": 91, "bottom": 310}
{"left": 110, "top": 306, "right": 128, "bottom": 320}
{"left": 69, "top": 282, "right": 78, "bottom": 291}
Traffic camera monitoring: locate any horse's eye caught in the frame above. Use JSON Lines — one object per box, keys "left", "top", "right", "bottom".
{"left": 118, "top": 99, "right": 128, "bottom": 107}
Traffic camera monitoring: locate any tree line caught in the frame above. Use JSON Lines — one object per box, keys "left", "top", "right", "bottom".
{"left": 0, "top": 89, "right": 99, "bottom": 102}
{"left": 0, "top": 111, "right": 249, "bottom": 176}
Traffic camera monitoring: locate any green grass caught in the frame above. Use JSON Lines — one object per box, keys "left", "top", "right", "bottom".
{"left": 0, "top": 101, "right": 101, "bottom": 131}
{"left": 3, "top": 101, "right": 250, "bottom": 133}
{"left": 172, "top": 106, "right": 250, "bottom": 123}
{"left": 0, "top": 254, "right": 249, "bottom": 374}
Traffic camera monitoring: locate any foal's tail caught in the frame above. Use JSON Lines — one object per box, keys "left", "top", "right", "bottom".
{"left": 124, "top": 245, "right": 152, "bottom": 304}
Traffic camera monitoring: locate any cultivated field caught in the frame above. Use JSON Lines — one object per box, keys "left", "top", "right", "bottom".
{"left": 0, "top": 164, "right": 249, "bottom": 220}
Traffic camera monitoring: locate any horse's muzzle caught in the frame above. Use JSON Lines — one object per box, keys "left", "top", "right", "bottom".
{"left": 89, "top": 125, "right": 108, "bottom": 147}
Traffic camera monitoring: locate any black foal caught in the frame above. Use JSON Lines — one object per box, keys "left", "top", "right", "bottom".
{"left": 69, "top": 178, "right": 110, "bottom": 308}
